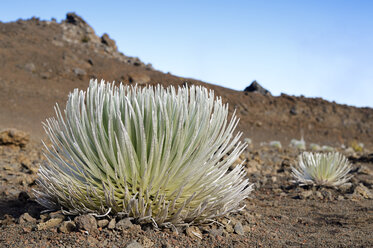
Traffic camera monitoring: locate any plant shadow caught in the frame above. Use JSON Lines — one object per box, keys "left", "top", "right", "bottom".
{"left": 0, "top": 193, "right": 45, "bottom": 220}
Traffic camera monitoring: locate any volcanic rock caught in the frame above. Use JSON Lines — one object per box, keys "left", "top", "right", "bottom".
{"left": 59, "top": 221, "right": 76, "bottom": 233}
{"left": 74, "top": 215, "right": 97, "bottom": 234}
{"left": 234, "top": 221, "right": 245, "bottom": 235}
{"left": 115, "top": 218, "right": 133, "bottom": 230}
{"left": 101, "top": 33, "right": 117, "bottom": 50}
{"left": 0, "top": 129, "right": 30, "bottom": 148}
{"left": 18, "top": 213, "right": 36, "bottom": 224}
{"left": 37, "top": 218, "right": 63, "bottom": 231}
{"left": 244, "top": 80, "right": 271, "bottom": 95}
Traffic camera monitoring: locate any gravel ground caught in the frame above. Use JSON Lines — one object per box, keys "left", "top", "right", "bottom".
{"left": 0, "top": 130, "right": 372, "bottom": 247}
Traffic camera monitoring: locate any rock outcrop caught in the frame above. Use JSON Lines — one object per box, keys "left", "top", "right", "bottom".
{"left": 244, "top": 80, "right": 271, "bottom": 96}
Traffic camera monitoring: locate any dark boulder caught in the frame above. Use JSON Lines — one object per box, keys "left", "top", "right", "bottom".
{"left": 244, "top": 81, "right": 271, "bottom": 96}
{"left": 66, "top": 12, "right": 88, "bottom": 26}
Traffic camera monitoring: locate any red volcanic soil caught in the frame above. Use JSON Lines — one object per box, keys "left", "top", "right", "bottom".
{"left": 0, "top": 13, "right": 372, "bottom": 247}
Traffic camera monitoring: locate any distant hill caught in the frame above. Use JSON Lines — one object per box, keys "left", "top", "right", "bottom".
{"left": 0, "top": 13, "right": 372, "bottom": 148}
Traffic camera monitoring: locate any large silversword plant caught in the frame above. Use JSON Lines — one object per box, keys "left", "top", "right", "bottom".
{"left": 35, "top": 79, "right": 253, "bottom": 226}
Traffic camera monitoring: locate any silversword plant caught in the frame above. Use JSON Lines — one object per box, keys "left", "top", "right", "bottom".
{"left": 289, "top": 138, "right": 306, "bottom": 150}
{"left": 292, "top": 152, "right": 352, "bottom": 187}
{"left": 35, "top": 79, "right": 253, "bottom": 226}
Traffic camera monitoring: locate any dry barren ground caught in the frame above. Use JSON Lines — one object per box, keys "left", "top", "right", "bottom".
{"left": 0, "top": 129, "right": 372, "bottom": 247}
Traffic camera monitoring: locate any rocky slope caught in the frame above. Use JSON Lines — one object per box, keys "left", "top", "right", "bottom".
{"left": 0, "top": 13, "right": 372, "bottom": 149}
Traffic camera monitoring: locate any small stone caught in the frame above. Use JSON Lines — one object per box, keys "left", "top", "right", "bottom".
{"left": 24, "top": 63, "right": 36, "bottom": 72}
{"left": 234, "top": 221, "right": 245, "bottom": 235}
{"left": 321, "top": 189, "right": 333, "bottom": 201}
{"left": 0, "top": 129, "right": 30, "bottom": 147}
{"left": 59, "top": 221, "right": 76, "bottom": 233}
{"left": 225, "top": 223, "right": 234, "bottom": 233}
{"left": 39, "top": 214, "right": 49, "bottom": 222}
{"left": 271, "top": 176, "right": 277, "bottom": 183}
{"left": 126, "top": 240, "right": 143, "bottom": 248}
{"left": 97, "top": 219, "right": 109, "bottom": 228}
{"left": 354, "top": 184, "right": 373, "bottom": 199}
{"left": 209, "top": 227, "right": 224, "bottom": 237}
{"left": 339, "top": 183, "right": 353, "bottom": 194}
{"left": 37, "top": 218, "right": 63, "bottom": 231}
{"left": 1, "top": 214, "right": 15, "bottom": 225}
{"left": 161, "top": 242, "right": 172, "bottom": 248}
{"left": 316, "top": 191, "right": 323, "bottom": 200}
{"left": 107, "top": 218, "right": 116, "bottom": 229}
{"left": 49, "top": 210, "right": 65, "bottom": 220}
{"left": 300, "top": 190, "right": 313, "bottom": 199}
{"left": 186, "top": 226, "right": 203, "bottom": 240}
{"left": 74, "top": 215, "right": 97, "bottom": 234}
{"left": 358, "top": 165, "right": 373, "bottom": 176}
{"left": 40, "top": 71, "right": 51, "bottom": 79}
{"left": 73, "top": 68, "right": 86, "bottom": 77}
{"left": 255, "top": 121, "right": 263, "bottom": 127}
{"left": 18, "top": 213, "right": 36, "bottom": 224}
{"left": 116, "top": 218, "right": 133, "bottom": 230}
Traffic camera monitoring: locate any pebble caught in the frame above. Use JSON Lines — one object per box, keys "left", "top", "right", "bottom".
{"left": 115, "top": 218, "right": 133, "bottom": 230}
{"left": 59, "top": 221, "right": 76, "bottom": 233}
{"left": 0, "top": 129, "right": 30, "bottom": 147}
{"left": 300, "top": 190, "right": 313, "bottom": 199}
{"left": 126, "top": 240, "right": 143, "bottom": 248}
{"left": 339, "top": 183, "right": 353, "bottom": 194}
{"left": 337, "top": 195, "right": 345, "bottom": 201}
{"left": 1, "top": 214, "right": 15, "bottom": 225}
{"left": 209, "top": 227, "right": 224, "bottom": 237}
{"left": 321, "top": 189, "right": 333, "bottom": 201}
{"left": 97, "top": 219, "right": 109, "bottom": 228}
{"left": 107, "top": 218, "right": 116, "bottom": 229}
{"left": 39, "top": 214, "right": 49, "bottom": 222}
{"left": 234, "top": 221, "right": 245, "bottom": 235}
{"left": 18, "top": 213, "right": 36, "bottom": 224}
{"left": 358, "top": 165, "right": 373, "bottom": 176}
{"left": 225, "top": 223, "right": 234, "bottom": 233}
{"left": 24, "top": 62, "right": 36, "bottom": 72}
{"left": 73, "top": 68, "right": 86, "bottom": 77}
{"left": 354, "top": 184, "right": 373, "bottom": 199}
{"left": 37, "top": 218, "right": 63, "bottom": 231}
{"left": 49, "top": 210, "right": 65, "bottom": 220}
{"left": 315, "top": 191, "right": 323, "bottom": 200}
{"left": 74, "top": 215, "right": 97, "bottom": 234}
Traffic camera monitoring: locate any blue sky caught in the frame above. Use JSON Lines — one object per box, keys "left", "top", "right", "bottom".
{"left": 2, "top": 1, "right": 372, "bottom": 107}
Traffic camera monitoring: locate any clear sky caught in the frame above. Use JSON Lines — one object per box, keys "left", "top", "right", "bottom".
{"left": 1, "top": 0, "right": 372, "bottom": 107}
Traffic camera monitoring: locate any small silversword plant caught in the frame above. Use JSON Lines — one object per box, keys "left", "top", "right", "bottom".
{"left": 35, "top": 79, "right": 253, "bottom": 226}
{"left": 292, "top": 152, "right": 352, "bottom": 187}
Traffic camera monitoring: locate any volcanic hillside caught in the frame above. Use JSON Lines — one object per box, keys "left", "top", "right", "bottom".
{"left": 0, "top": 13, "right": 372, "bottom": 148}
